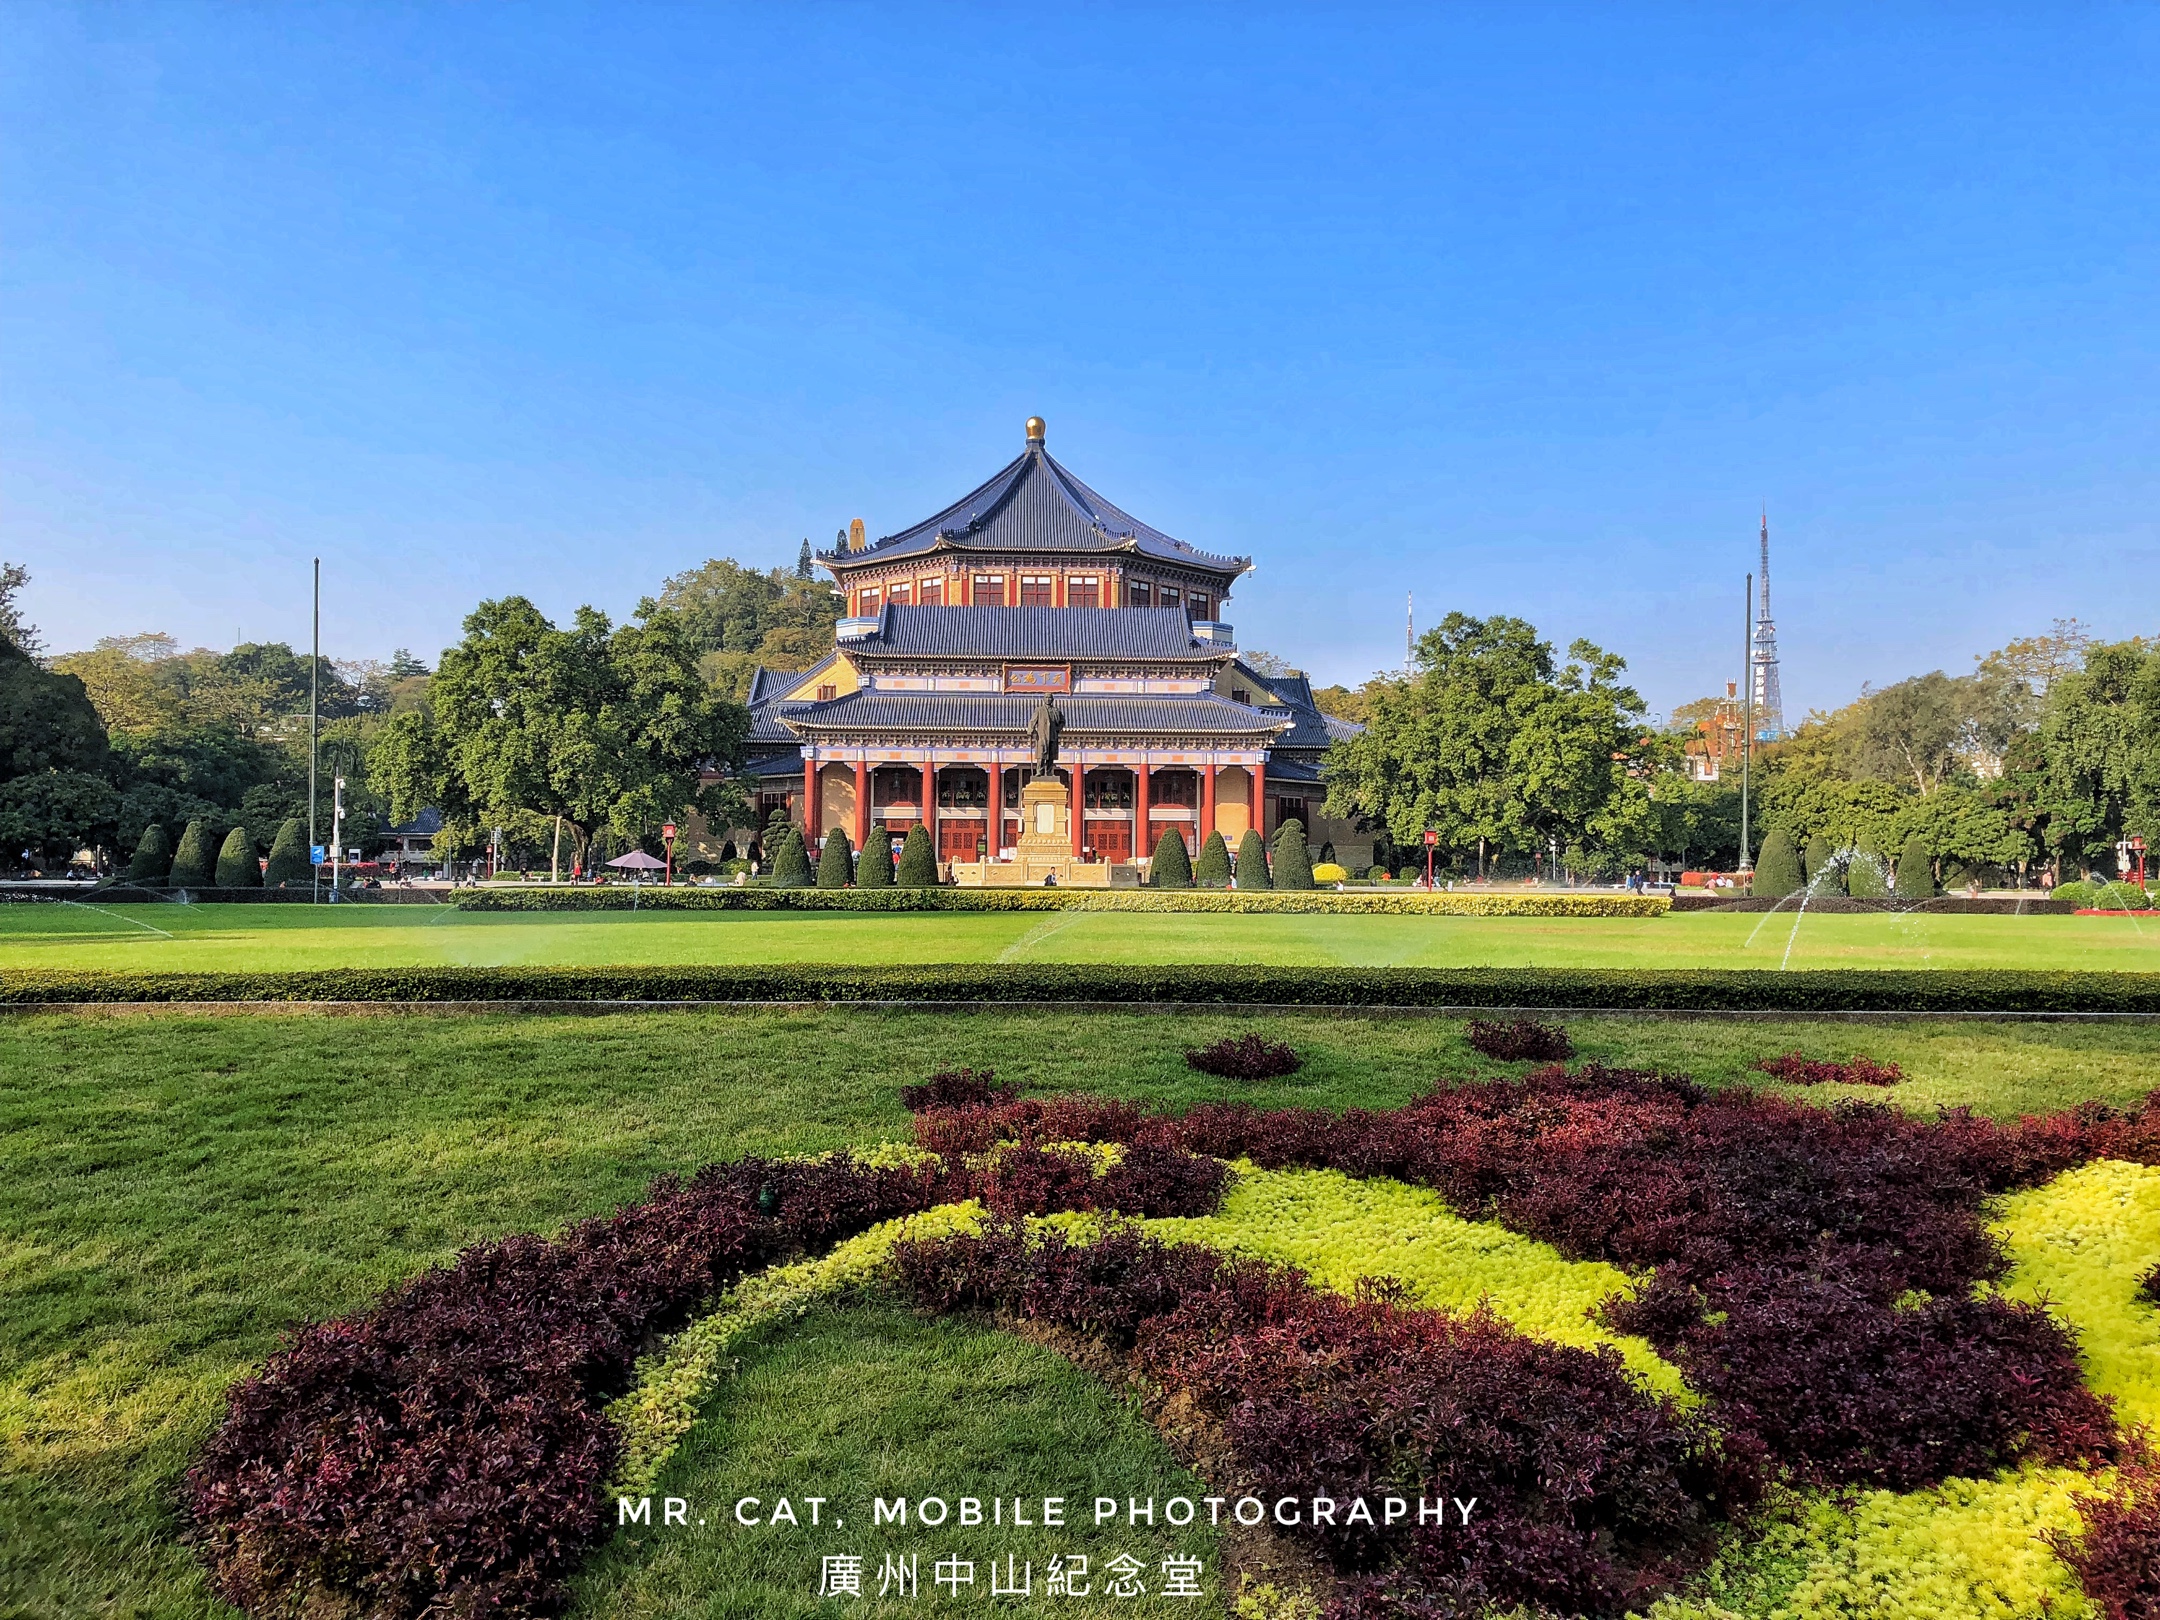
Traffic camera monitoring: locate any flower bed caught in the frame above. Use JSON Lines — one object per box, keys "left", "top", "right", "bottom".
{"left": 190, "top": 1060, "right": 2160, "bottom": 1619}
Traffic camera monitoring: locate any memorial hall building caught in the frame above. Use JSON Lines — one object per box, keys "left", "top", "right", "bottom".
{"left": 736, "top": 418, "right": 1365, "bottom": 874}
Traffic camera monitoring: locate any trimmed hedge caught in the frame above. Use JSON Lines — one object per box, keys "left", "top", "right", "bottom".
{"left": 15, "top": 963, "right": 2160, "bottom": 1010}
{"left": 451, "top": 885, "right": 1670, "bottom": 916}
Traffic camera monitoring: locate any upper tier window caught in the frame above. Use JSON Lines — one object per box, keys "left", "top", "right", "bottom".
{"left": 920, "top": 576, "right": 944, "bottom": 605}
{"left": 888, "top": 581, "right": 911, "bottom": 604}
{"left": 1068, "top": 576, "right": 1100, "bottom": 608}
{"left": 1019, "top": 575, "right": 1054, "bottom": 607}
{"left": 1189, "top": 594, "right": 1211, "bottom": 619}
{"left": 857, "top": 588, "right": 881, "bottom": 614}
{"left": 1129, "top": 581, "right": 1154, "bottom": 607}
{"left": 972, "top": 574, "right": 1006, "bottom": 606}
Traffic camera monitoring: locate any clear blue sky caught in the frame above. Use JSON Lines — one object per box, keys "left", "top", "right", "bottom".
{"left": 4, "top": 5, "right": 2157, "bottom": 720}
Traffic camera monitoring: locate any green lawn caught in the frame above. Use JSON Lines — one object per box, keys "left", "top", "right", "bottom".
{"left": 569, "top": 1302, "right": 1222, "bottom": 1618}
{"left": 2, "top": 900, "right": 2157, "bottom": 971}
{"left": 7, "top": 1006, "right": 2159, "bottom": 1618}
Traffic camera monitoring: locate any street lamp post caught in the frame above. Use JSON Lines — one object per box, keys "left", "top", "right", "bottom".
{"left": 1423, "top": 827, "right": 1437, "bottom": 890}
{"left": 662, "top": 822, "right": 678, "bottom": 885}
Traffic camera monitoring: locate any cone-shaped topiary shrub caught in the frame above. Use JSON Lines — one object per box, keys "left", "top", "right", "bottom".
{"left": 1848, "top": 837, "right": 1890, "bottom": 898}
{"left": 168, "top": 819, "right": 215, "bottom": 888}
{"left": 126, "top": 823, "right": 172, "bottom": 884}
{"left": 1194, "top": 829, "right": 1231, "bottom": 887}
{"left": 857, "top": 828, "right": 894, "bottom": 888}
{"left": 1148, "top": 827, "right": 1192, "bottom": 888}
{"left": 215, "top": 827, "right": 261, "bottom": 888}
{"left": 815, "top": 829, "right": 853, "bottom": 888}
{"left": 896, "top": 823, "right": 939, "bottom": 886}
{"left": 771, "top": 826, "right": 814, "bottom": 887}
{"left": 1895, "top": 832, "right": 1935, "bottom": 900}
{"left": 1803, "top": 832, "right": 1841, "bottom": 892}
{"left": 263, "top": 818, "right": 310, "bottom": 887}
{"left": 1235, "top": 828, "right": 1271, "bottom": 889}
{"left": 1271, "top": 818, "right": 1314, "bottom": 890}
{"left": 1752, "top": 829, "right": 1802, "bottom": 898}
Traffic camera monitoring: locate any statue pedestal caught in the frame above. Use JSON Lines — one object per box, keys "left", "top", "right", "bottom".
{"left": 950, "top": 773, "right": 1140, "bottom": 888}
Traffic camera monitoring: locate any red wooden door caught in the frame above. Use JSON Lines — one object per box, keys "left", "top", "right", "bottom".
{"left": 1086, "top": 820, "right": 1132, "bottom": 863}
{"left": 940, "top": 818, "right": 988, "bottom": 862}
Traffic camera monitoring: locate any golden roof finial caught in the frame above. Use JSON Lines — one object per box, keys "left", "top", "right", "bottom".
{"left": 1025, "top": 416, "right": 1046, "bottom": 445}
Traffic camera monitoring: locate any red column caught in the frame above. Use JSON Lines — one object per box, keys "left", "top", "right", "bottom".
{"left": 989, "top": 762, "right": 1002, "bottom": 859}
{"left": 1201, "top": 764, "right": 1217, "bottom": 847}
{"left": 804, "top": 758, "right": 820, "bottom": 840}
{"left": 1135, "top": 762, "right": 1151, "bottom": 860}
{"left": 922, "top": 759, "right": 937, "bottom": 854}
{"left": 854, "top": 759, "right": 869, "bottom": 850}
{"left": 1070, "top": 762, "right": 1085, "bottom": 857}
{"left": 1250, "top": 761, "right": 1266, "bottom": 841}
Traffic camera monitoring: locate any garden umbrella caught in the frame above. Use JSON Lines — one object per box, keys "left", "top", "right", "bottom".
{"left": 604, "top": 851, "right": 668, "bottom": 870}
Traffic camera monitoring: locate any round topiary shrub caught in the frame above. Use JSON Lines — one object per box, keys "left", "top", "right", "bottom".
{"left": 1311, "top": 862, "right": 1348, "bottom": 883}
{"left": 215, "top": 827, "right": 262, "bottom": 888}
{"left": 126, "top": 823, "right": 172, "bottom": 884}
{"left": 857, "top": 829, "right": 894, "bottom": 888}
{"left": 1149, "top": 828, "right": 1193, "bottom": 888}
{"left": 815, "top": 829, "right": 854, "bottom": 889}
{"left": 771, "top": 826, "right": 814, "bottom": 888}
{"left": 1271, "top": 818, "right": 1314, "bottom": 890}
{"left": 1752, "top": 829, "right": 1803, "bottom": 898}
{"left": 895, "top": 824, "right": 938, "bottom": 887}
{"left": 168, "top": 820, "right": 215, "bottom": 888}
{"left": 1894, "top": 833, "right": 1935, "bottom": 900}
{"left": 1193, "top": 830, "right": 1231, "bottom": 888}
{"left": 1234, "top": 828, "right": 1271, "bottom": 889}
{"left": 1847, "top": 839, "right": 1891, "bottom": 899}
{"left": 263, "top": 819, "right": 310, "bottom": 888}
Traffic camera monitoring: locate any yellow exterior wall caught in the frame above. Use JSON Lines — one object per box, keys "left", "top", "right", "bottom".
{"left": 1213, "top": 766, "right": 1253, "bottom": 840}
{"left": 818, "top": 763, "right": 858, "bottom": 838}
{"left": 783, "top": 653, "right": 861, "bottom": 704}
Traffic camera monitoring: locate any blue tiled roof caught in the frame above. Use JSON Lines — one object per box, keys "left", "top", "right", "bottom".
{"left": 846, "top": 605, "right": 1222, "bottom": 662}
{"left": 1262, "top": 755, "right": 1327, "bottom": 784}
{"left": 386, "top": 807, "right": 444, "bottom": 838}
{"left": 785, "top": 691, "right": 1286, "bottom": 739}
{"left": 822, "top": 443, "right": 1249, "bottom": 577}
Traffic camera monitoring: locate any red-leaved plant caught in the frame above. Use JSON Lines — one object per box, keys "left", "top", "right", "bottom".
{"left": 894, "top": 1222, "right": 1753, "bottom": 1616}
{"left": 1465, "top": 1018, "right": 1574, "bottom": 1062}
{"left": 1184, "top": 1033, "right": 1304, "bottom": 1079}
{"left": 1755, "top": 1051, "right": 1904, "bottom": 1086}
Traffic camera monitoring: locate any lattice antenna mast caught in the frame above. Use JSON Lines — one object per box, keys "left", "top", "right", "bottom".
{"left": 1751, "top": 510, "right": 1786, "bottom": 741}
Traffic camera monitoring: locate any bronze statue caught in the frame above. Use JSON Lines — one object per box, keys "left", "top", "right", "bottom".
{"left": 1025, "top": 692, "right": 1065, "bottom": 779}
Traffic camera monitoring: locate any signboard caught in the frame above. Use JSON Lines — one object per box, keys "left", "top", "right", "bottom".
{"left": 311, "top": 845, "right": 326, "bottom": 865}
{"left": 1422, "top": 830, "right": 1438, "bottom": 848}
{"left": 1004, "top": 665, "right": 1071, "bottom": 693}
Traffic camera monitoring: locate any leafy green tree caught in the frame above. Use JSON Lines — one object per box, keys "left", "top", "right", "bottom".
{"left": 771, "top": 825, "right": 814, "bottom": 887}
{"left": 215, "top": 827, "right": 260, "bottom": 887}
{"left": 168, "top": 819, "right": 215, "bottom": 887}
{"left": 1890, "top": 784, "right": 2032, "bottom": 879}
{"left": 1895, "top": 831, "right": 1936, "bottom": 899}
{"left": 0, "top": 770, "right": 118, "bottom": 870}
{"left": 1272, "top": 817, "right": 1315, "bottom": 890}
{"left": 264, "top": 818, "right": 310, "bottom": 886}
{"left": 1650, "top": 776, "right": 1741, "bottom": 871}
{"left": 1324, "top": 614, "right": 1648, "bottom": 873}
{"left": 1234, "top": 828, "right": 1271, "bottom": 889}
{"left": 895, "top": 824, "right": 938, "bottom": 886}
{"left": 1149, "top": 827, "right": 1192, "bottom": 888}
{"left": 373, "top": 595, "right": 750, "bottom": 879}
{"left": 0, "top": 560, "right": 41, "bottom": 655}
{"left": 1194, "top": 829, "right": 1231, "bottom": 887}
{"left": 1752, "top": 828, "right": 1803, "bottom": 898}
{"left": 0, "top": 638, "right": 110, "bottom": 782}
{"left": 857, "top": 828, "right": 894, "bottom": 888}
{"left": 127, "top": 823, "right": 172, "bottom": 883}
{"left": 815, "top": 829, "right": 854, "bottom": 888}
